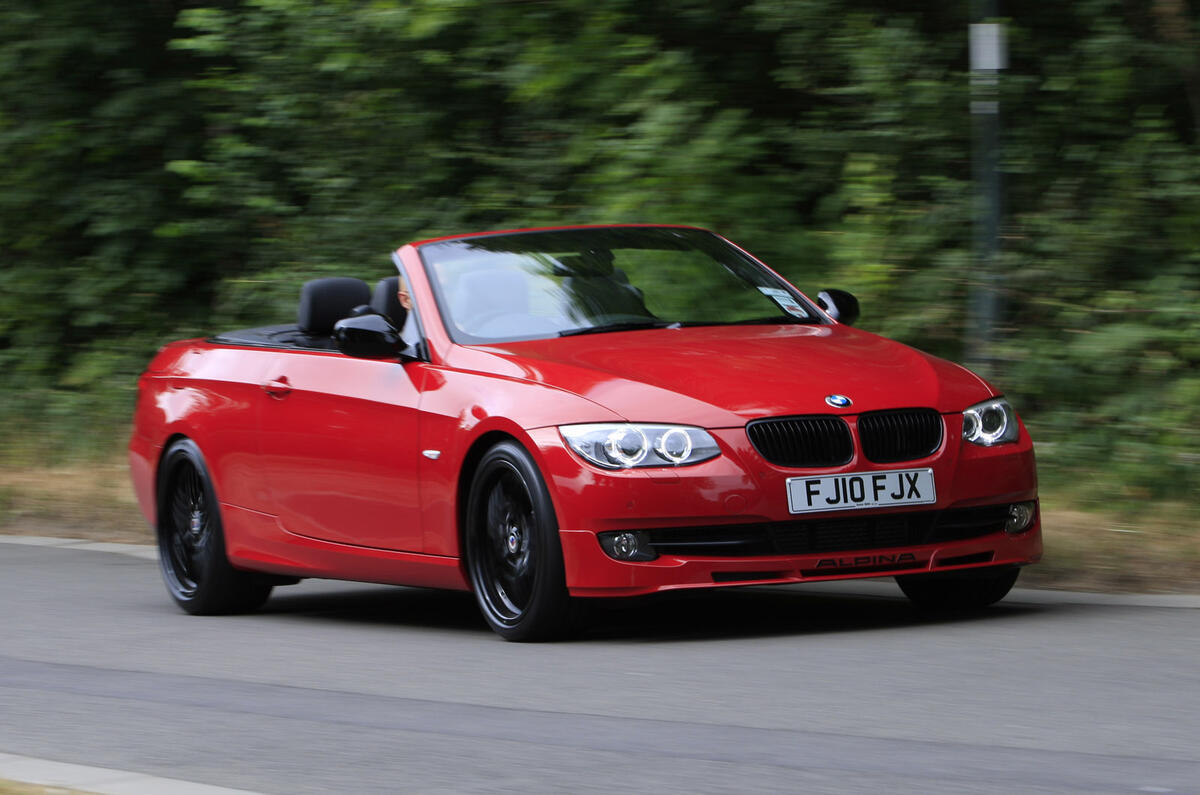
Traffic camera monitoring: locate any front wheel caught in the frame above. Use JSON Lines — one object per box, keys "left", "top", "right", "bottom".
{"left": 465, "top": 441, "right": 573, "bottom": 641}
{"left": 157, "top": 439, "right": 273, "bottom": 615}
{"left": 896, "top": 566, "right": 1020, "bottom": 611}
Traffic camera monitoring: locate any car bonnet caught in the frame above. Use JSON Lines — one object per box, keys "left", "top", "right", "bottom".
{"left": 450, "top": 323, "right": 995, "bottom": 427}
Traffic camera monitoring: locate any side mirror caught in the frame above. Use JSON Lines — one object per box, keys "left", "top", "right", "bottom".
{"left": 334, "top": 314, "right": 407, "bottom": 360}
{"left": 817, "top": 289, "right": 860, "bottom": 326}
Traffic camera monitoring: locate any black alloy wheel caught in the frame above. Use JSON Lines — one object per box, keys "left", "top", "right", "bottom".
{"left": 465, "top": 441, "right": 573, "bottom": 641}
{"left": 895, "top": 565, "right": 1021, "bottom": 611}
{"left": 157, "top": 439, "right": 273, "bottom": 615}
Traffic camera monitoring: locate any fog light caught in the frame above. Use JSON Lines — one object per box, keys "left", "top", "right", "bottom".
{"left": 1005, "top": 501, "right": 1037, "bottom": 534}
{"left": 598, "top": 531, "right": 657, "bottom": 561}
{"left": 614, "top": 532, "right": 639, "bottom": 557}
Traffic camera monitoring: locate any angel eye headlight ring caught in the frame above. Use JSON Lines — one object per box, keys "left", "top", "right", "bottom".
{"left": 559, "top": 424, "right": 720, "bottom": 469}
{"left": 654, "top": 427, "right": 693, "bottom": 464}
{"left": 962, "top": 398, "right": 1019, "bottom": 446}
{"left": 603, "top": 426, "right": 649, "bottom": 467}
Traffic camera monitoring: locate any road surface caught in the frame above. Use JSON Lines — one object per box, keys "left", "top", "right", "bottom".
{"left": 2, "top": 537, "right": 1198, "bottom": 794}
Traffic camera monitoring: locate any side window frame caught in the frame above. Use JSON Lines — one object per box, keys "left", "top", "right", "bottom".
{"left": 392, "top": 251, "right": 430, "bottom": 361}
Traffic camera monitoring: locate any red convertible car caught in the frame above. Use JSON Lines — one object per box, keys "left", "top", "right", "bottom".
{"left": 129, "top": 225, "right": 1041, "bottom": 640}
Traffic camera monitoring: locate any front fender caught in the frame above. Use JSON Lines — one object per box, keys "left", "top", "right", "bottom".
{"left": 414, "top": 364, "right": 624, "bottom": 557}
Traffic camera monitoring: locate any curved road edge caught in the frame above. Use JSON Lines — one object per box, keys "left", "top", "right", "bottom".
{"left": 0, "top": 752, "right": 263, "bottom": 795}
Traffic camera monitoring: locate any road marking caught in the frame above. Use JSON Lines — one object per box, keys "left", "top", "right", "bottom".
{"left": 0, "top": 752, "right": 263, "bottom": 795}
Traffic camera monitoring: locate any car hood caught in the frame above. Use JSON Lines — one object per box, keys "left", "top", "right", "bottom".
{"left": 451, "top": 324, "right": 996, "bottom": 427}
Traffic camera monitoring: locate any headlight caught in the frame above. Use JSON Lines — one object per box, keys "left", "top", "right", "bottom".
{"left": 962, "top": 398, "right": 1020, "bottom": 446}
{"left": 559, "top": 423, "right": 720, "bottom": 469}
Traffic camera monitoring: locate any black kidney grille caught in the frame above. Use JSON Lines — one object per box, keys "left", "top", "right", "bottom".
{"left": 746, "top": 415, "right": 853, "bottom": 467}
{"left": 858, "top": 408, "right": 944, "bottom": 463}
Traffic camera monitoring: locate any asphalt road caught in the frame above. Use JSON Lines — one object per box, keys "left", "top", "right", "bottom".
{"left": 2, "top": 537, "right": 1198, "bottom": 795}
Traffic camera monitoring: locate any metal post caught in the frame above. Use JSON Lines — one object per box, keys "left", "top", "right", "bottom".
{"left": 968, "top": 3, "right": 1006, "bottom": 376}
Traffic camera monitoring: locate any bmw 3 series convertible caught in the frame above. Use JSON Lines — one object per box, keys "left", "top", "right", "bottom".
{"left": 129, "top": 225, "right": 1042, "bottom": 640}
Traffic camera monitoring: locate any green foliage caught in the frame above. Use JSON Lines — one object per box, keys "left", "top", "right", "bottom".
{"left": 1, "top": 0, "right": 1197, "bottom": 506}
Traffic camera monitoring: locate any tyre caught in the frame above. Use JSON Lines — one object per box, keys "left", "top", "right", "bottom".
{"left": 157, "top": 438, "right": 273, "bottom": 615}
{"left": 896, "top": 565, "right": 1020, "bottom": 611}
{"left": 465, "top": 441, "right": 573, "bottom": 641}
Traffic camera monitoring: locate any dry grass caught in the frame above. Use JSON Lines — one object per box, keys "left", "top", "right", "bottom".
{"left": 0, "top": 457, "right": 151, "bottom": 544}
{"left": 1, "top": 458, "right": 1197, "bottom": 593}
{"left": 1024, "top": 498, "right": 1200, "bottom": 593}
{"left": 0, "top": 781, "right": 97, "bottom": 795}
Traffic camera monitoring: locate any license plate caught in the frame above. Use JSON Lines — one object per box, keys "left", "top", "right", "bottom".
{"left": 786, "top": 468, "right": 936, "bottom": 514}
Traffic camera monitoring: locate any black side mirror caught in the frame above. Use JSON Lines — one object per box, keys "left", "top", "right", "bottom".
{"left": 334, "top": 314, "right": 407, "bottom": 360}
{"left": 817, "top": 289, "right": 860, "bottom": 326}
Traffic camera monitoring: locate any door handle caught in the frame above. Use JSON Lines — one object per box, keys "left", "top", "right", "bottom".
{"left": 263, "top": 376, "right": 292, "bottom": 398}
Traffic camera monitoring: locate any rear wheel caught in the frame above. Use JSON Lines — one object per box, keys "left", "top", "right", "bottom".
{"left": 157, "top": 439, "right": 272, "bottom": 615}
{"left": 896, "top": 566, "right": 1020, "bottom": 611}
{"left": 465, "top": 441, "right": 573, "bottom": 641}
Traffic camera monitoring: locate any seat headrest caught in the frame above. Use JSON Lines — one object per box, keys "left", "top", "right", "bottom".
{"left": 370, "top": 276, "right": 407, "bottom": 328}
{"left": 298, "top": 277, "right": 371, "bottom": 334}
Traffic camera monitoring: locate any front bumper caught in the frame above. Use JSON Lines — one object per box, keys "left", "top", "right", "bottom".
{"left": 561, "top": 514, "right": 1042, "bottom": 597}
{"left": 526, "top": 419, "right": 1042, "bottom": 598}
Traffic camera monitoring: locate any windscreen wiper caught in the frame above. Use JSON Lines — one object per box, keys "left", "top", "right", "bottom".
{"left": 558, "top": 320, "right": 681, "bottom": 337}
{"left": 719, "top": 315, "right": 823, "bottom": 326}
{"left": 558, "top": 316, "right": 820, "bottom": 336}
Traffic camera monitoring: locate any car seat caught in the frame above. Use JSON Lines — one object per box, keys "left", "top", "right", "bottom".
{"left": 298, "top": 277, "right": 371, "bottom": 336}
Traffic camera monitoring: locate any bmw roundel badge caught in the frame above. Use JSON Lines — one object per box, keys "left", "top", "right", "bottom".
{"left": 825, "top": 394, "right": 853, "bottom": 408}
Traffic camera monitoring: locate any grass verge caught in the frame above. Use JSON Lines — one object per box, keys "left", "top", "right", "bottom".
{"left": 0, "top": 781, "right": 98, "bottom": 795}
{"left": 0, "top": 456, "right": 150, "bottom": 544}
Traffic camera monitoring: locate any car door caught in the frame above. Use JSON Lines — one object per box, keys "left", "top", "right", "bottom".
{"left": 255, "top": 348, "right": 425, "bottom": 552}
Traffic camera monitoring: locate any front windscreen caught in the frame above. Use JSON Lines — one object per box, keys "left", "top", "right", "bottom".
{"left": 418, "top": 226, "right": 823, "bottom": 343}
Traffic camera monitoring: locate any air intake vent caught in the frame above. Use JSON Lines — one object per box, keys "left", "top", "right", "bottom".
{"left": 930, "top": 504, "right": 1009, "bottom": 542}
{"left": 858, "top": 409, "right": 943, "bottom": 463}
{"left": 746, "top": 415, "right": 853, "bottom": 467}
{"left": 641, "top": 505, "right": 1010, "bottom": 558}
